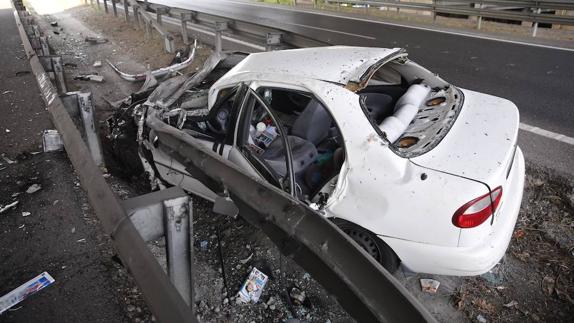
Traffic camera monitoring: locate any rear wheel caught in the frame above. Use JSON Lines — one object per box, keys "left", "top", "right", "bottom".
{"left": 333, "top": 219, "right": 400, "bottom": 273}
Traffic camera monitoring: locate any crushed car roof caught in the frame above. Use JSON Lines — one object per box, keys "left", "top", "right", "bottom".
{"left": 228, "top": 46, "right": 402, "bottom": 85}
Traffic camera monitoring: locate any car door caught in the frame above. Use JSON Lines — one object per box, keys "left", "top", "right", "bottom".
{"left": 233, "top": 87, "right": 296, "bottom": 197}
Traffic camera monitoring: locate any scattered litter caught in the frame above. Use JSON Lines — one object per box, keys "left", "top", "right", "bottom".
{"left": 77, "top": 238, "right": 86, "bottom": 243}
{"left": 0, "top": 272, "right": 55, "bottom": 314}
{"left": 289, "top": 286, "right": 306, "bottom": 305}
{"left": 43, "top": 130, "right": 64, "bottom": 152}
{"left": 2, "top": 155, "right": 16, "bottom": 164}
{"left": 50, "top": 21, "right": 58, "bottom": 27}
{"left": 85, "top": 36, "right": 108, "bottom": 44}
{"left": 503, "top": 300, "right": 518, "bottom": 308}
{"left": 22, "top": 212, "right": 30, "bottom": 217}
{"left": 0, "top": 201, "right": 19, "bottom": 214}
{"left": 73, "top": 74, "right": 104, "bottom": 82}
{"left": 420, "top": 278, "right": 440, "bottom": 293}
{"left": 63, "top": 62, "right": 78, "bottom": 68}
{"left": 5, "top": 129, "right": 10, "bottom": 133}
{"left": 15, "top": 71, "right": 30, "bottom": 76}
{"left": 239, "top": 253, "right": 253, "bottom": 265}
{"left": 30, "top": 151, "right": 42, "bottom": 155}
{"left": 200, "top": 240, "right": 208, "bottom": 250}
{"left": 11, "top": 193, "right": 20, "bottom": 198}
{"left": 237, "top": 267, "right": 268, "bottom": 303}
{"left": 53, "top": 200, "right": 60, "bottom": 206}
{"left": 542, "top": 276, "right": 555, "bottom": 296}
{"left": 71, "top": 227, "right": 75, "bottom": 233}
{"left": 302, "top": 272, "right": 311, "bottom": 280}
{"left": 476, "top": 314, "right": 487, "bottom": 323}
{"left": 18, "top": 224, "right": 25, "bottom": 229}
{"left": 1, "top": 90, "right": 13, "bottom": 95}
{"left": 26, "top": 184, "right": 42, "bottom": 194}
{"left": 0, "top": 167, "right": 5, "bottom": 172}
{"left": 93, "top": 60, "right": 102, "bottom": 68}
{"left": 53, "top": 31, "right": 59, "bottom": 35}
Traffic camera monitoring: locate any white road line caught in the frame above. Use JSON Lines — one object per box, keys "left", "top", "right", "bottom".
{"left": 519, "top": 123, "right": 574, "bottom": 145}
{"left": 284, "top": 21, "right": 376, "bottom": 40}
{"left": 219, "top": 0, "right": 574, "bottom": 52}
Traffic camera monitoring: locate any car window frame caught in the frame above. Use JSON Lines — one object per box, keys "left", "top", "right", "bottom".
{"left": 235, "top": 87, "right": 296, "bottom": 196}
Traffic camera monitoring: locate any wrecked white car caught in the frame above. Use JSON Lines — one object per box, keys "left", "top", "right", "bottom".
{"left": 108, "top": 46, "right": 525, "bottom": 276}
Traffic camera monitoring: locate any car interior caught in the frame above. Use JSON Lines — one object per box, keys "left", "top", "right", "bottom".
{"left": 245, "top": 88, "right": 346, "bottom": 201}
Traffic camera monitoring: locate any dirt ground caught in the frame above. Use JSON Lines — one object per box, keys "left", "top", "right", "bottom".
{"left": 13, "top": 2, "right": 574, "bottom": 323}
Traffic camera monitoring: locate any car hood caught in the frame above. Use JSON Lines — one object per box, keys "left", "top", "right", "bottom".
{"left": 410, "top": 89, "right": 519, "bottom": 189}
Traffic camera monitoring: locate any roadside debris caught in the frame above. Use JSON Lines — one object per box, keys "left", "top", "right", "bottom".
{"left": 476, "top": 314, "right": 487, "bottom": 323}
{"left": 50, "top": 21, "right": 58, "bottom": 27}
{"left": 43, "top": 129, "right": 64, "bottom": 152}
{"left": 200, "top": 240, "right": 208, "bottom": 250}
{"left": 420, "top": 278, "right": 440, "bottom": 293}
{"left": 26, "top": 184, "right": 42, "bottom": 194}
{"left": 0, "top": 201, "right": 19, "bottom": 214}
{"left": 542, "top": 276, "right": 555, "bottom": 296}
{"left": 239, "top": 253, "right": 253, "bottom": 265}
{"left": 22, "top": 212, "right": 30, "bottom": 217}
{"left": 289, "top": 286, "right": 306, "bottom": 305}
{"left": 93, "top": 60, "right": 102, "bottom": 68}
{"left": 503, "top": 300, "right": 518, "bottom": 308}
{"left": 0, "top": 272, "right": 55, "bottom": 314}
{"left": 1, "top": 90, "right": 13, "bottom": 95}
{"left": 107, "top": 40, "right": 197, "bottom": 82}
{"left": 5, "top": 129, "right": 10, "bottom": 133}
{"left": 237, "top": 267, "right": 269, "bottom": 303}
{"left": 1, "top": 154, "right": 16, "bottom": 164}
{"left": 73, "top": 74, "right": 104, "bottom": 82}
{"left": 85, "top": 36, "right": 108, "bottom": 44}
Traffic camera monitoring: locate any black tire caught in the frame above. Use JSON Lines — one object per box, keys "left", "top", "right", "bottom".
{"left": 332, "top": 219, "right": 400, "bottom": 273}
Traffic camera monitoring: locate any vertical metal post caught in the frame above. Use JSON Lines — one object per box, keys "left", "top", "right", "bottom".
{"left": 476, "top": 1, "right": 483, "bottom": 30}
{"left": 164, "top": 196, "right": 193, "bottom": 306}
{"left": 181, "top": 12, "right": 192, "bottom": 45}
{"left": 214, "top": 21, "right": 228, "bottom": 54}
{"left": 77, "top": 92, "right": 104, "bottom": 167}
{"left": 112, "top": 0, "right": 118, "bottom": 17}
{"left": 123, "top": 0, "right": 129, "bottom": 21}
{"left": 134, "top": 6, "right": 140, "bottom": 27}
{"left": 39, "top": 36, "right": 50, "bottom": 56}
{"left": 51, "top": 57, "right": 67, "bottom": 94}
{"left": 156, "top": 7, "right": 169, "bottom": 27}
{"left": 144, "top": 20, "right": 151, "bottom": 39}
{"left": 432, "top": 0, "right": 437, "bottom": 22}
{"left": 90, "top": 0, "right": 94, "bottom": 6}
{"left": 103, "top": 0, "right": 109, "bottom": 14}
{"left": 397, "top": 0, "right": 400, "bottom": 13}
{"left": 96, "top": 0, "right": 100, "bottom": 10}
{"left": 532, "top": 7, "right": 541, "bottom": 37}
{"left": 266, "top": 32, "right": 282, "bottom": 51}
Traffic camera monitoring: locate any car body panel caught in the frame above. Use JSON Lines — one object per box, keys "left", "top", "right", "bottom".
{"left": 410, "top": 89, "right": 520, "bottom": 190}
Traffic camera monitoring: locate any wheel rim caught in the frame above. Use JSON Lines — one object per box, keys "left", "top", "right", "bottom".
{"left": 343, "top": 228, "right": 382, "bottom": 262}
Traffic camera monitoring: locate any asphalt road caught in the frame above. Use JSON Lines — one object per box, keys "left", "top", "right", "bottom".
{"left": 149, "top": 0, "right": 574, "bottom": 175}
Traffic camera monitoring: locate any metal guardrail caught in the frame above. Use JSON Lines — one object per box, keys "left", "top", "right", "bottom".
{"left": 323, "top": 0, "right": 574, "bottom": 36}
{"left": 10, "top": 1, "right": 198, "bottom": 322}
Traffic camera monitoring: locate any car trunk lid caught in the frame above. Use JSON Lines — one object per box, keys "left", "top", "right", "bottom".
{"left": 410, "top": 89, "right": 519, "bottom": 189}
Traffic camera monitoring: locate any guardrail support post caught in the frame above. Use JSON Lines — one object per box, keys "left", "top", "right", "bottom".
{"left": 96, "top": 0, "right": 100, "bottom": 10}
{"left": 181, "top": 12, "right": 193, "bottom": 45}
{"left": 134, "top": 6, "right": 140, "bottom": 27}
{"left": 266, "top": 32, "right": 282, "bottom": 51}
{"left": 476, "top": 1, "right": 484, "bottom": 30}
{"left": 532, "top": 7, "right": 541, "bottom": 37}
{"left": 214, "top": 21, "right": 228, "bottom": 54}
{"left": 123, "top": 0, "right": 129, "bottom": 21}
{"left": 432, "top": 0, "right": 437, "bottom": 22}
{"left": 164, "top": 196, "right": 194, "bottom": 306}
{"left": 156, "top": 7, "right": 169, "bottom": 27}
{"left": 121, "top": 187, "right": 194, "bottom": 306}
{"left": 112, "top": 0, "right": 118, "bottom": 17}
{"left": 103, "top": 0, "right": 108, "bottom": 14}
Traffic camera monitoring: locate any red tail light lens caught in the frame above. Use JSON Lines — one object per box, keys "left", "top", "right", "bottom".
{"left": 452, "top": 186, "right": 503, "bottom": 228}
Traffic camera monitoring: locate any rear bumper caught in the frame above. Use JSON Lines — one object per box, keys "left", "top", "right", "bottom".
{"left": 383, "top": 147, "right": 525, "bottom": 276}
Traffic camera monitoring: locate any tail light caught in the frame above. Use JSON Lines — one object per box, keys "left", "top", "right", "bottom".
{"left": 452, "top": 186, "right": 503, "bottom": 228}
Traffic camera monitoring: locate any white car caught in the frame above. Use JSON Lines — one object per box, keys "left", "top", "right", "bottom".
{"left": 111, "top": 46, "right": 525, "bottom": 276}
